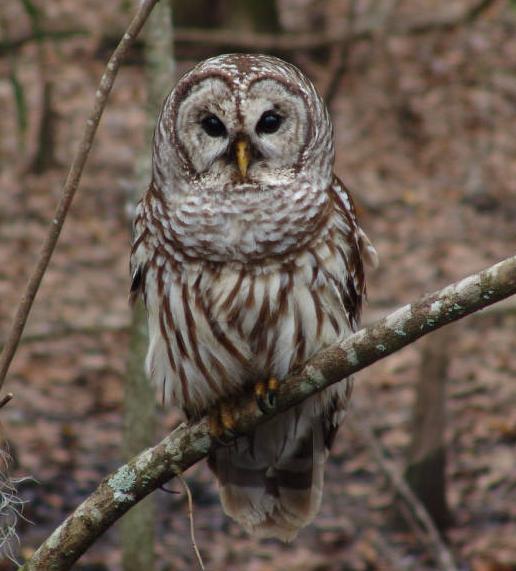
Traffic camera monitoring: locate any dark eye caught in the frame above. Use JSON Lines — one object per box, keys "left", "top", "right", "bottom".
{"left": 201, "top": 114, "right": 227, "bottom": 138}
{"left": 256, "top": 110, "right": 282, "bottom": 135}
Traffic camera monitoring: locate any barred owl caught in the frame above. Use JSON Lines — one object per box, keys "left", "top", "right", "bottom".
{"left": 130, "top": 54, "right": 378, "bottom": 541}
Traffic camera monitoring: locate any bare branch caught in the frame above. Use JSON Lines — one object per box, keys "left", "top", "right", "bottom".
{"left": 0, "top": 394, "right": 14, "bottom": 410}
{"left": 0, "top": 0, "right": 160, "bottom": 394}
{"left": 18, "top": 255, "right": 516, "bottom": 570}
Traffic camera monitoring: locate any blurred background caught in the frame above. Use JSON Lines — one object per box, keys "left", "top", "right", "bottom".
{"left": 0, "top": 0, "right": 515, "bottom": 569}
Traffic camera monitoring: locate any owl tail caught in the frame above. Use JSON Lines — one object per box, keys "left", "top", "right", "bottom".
{"left": 208, "top": 404, "right": 331, "bottom": 542}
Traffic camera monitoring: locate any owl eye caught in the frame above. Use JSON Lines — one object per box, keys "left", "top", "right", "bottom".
{"left": 201, "top": 114, "right": 227, "bottom": 138}
{"left": 256, "top": 110, "right": 283, "bottom": 134}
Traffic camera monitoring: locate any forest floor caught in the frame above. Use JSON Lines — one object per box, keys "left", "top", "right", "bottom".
{"left": 1, "top": 1, "right": 515, "bottom": 570}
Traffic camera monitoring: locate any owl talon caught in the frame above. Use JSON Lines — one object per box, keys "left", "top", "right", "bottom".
{"left": 255, "top": 377, "right": 279, "bottom": 414}
{"left": 208, "top": 401, "right": 239, "bottom": 441}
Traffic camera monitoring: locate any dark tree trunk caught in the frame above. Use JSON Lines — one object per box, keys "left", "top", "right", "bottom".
{"left": 404, "top": 330, "right": 453, "bottom": 530}
{"left": 174, "top": 0, "right": 280, "bottom": 32}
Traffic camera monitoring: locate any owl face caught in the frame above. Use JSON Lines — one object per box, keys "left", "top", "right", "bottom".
{"left": 154, "top": 54, "right": 334, "bottom": 195}
{"left": 174, "top": 76, "right": 310, "bottom": 184}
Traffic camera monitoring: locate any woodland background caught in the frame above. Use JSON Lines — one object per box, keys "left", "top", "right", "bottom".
{"left": 0, "top": 0, "right": 515, "bottom": 570}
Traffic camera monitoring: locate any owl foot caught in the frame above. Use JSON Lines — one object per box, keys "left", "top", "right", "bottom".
{"left": 255, "top": 377, "right": 279, "bottom": 414}
{"left": 208, "top": 401, "right": 239, "bottom": 441}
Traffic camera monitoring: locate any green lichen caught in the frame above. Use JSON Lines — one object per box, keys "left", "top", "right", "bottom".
{"left": 108, "top": 466, "right": 137, "bottom": 503}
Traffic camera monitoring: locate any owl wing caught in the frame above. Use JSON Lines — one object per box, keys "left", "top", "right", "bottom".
{"left": 129, "top": 197, "right": 152, "bottom": 306}
{"left": 325, "top": 176, "right": 378, "bottom": 331}
{"left": 313, "top": 176, "right": 378, "bottom": 477}
{"left": 331, "top": 176, "right": 379, "bottom": 272}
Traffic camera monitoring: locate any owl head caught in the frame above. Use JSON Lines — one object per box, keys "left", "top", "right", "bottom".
{"left": 152, "top": 54, "right": 334, "bottom": 195}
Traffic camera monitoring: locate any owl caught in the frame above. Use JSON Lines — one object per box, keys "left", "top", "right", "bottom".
{"left": 130, "top": 54, "right": 378, "bottom": 541}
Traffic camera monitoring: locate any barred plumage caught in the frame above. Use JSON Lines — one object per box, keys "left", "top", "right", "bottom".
{"left": 131, "top": 54, "right": 377, "bottom": 541}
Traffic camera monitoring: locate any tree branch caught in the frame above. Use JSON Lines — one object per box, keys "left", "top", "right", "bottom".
{"left": 0, "top": 393, "right": 13, "bottom": 410}
{"left": 18, "top": 255, "right": 516, "bottom": 570}
{"left": 0, "top": 0, "right": 159, "bottom": 396}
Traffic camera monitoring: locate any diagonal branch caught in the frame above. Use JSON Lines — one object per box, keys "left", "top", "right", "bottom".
{"left": 18, "top": 255, "right": 516, "bottom": 571}
{"left": 0, "top": 0, "right": 159, "bottom": 397}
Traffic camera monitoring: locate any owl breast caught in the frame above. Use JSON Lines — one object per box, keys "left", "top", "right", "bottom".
{"left": 166, "top": 180, "right": 331, "bottom": 263}
{"left": 139, "top": 194, "right": 360, "bottom": 419}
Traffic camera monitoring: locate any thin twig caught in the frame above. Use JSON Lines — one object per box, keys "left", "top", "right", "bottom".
{"left": 17, "top": 255, "right": 516, "bottom": 571}
{"left": 0, "top": 394, "right": 14, "bottom": 410}
{"left": 159, "top": 485, "right": 180, "bottom": 495}
{"left": 177, "top": 474, "right": 205, "bottom": 571}
{"left": 0, "top": 0, "right": 159, "bottom": 394}
{"left": 349, "top": 412, "right": 458, "bottom": 571}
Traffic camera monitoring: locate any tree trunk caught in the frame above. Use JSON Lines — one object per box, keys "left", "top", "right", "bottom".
{"left": 17, "top": 0, "right": 59, "bottom": 173}
{"left": 120, "top": 2, "right": 174, "bottom": 570}
{"left": 174, "top": 0, "right": 280, "bottom": 32}
{"left": 404, "top": 330, "right": 452, "bottom": 530}
{"left": 121, "top": 303, "right": 156, "bottom": 571}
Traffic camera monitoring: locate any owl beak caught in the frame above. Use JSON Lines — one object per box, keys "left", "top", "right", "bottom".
{"left": 235, "top": 138, "right": 251, "bottom": 179}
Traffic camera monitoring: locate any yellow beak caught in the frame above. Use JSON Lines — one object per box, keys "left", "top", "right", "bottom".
{"left": 235, "top": 138, "right": 251, "bottom": 179}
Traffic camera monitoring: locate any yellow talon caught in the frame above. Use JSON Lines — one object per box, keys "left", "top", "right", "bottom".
{"left": 268, "top": 377, "right": 279, "bottom": 392}
{"left": 255, "top": 380, "right": 266, "bottom": 399}
{"left": 208, "top": 413, "right": 224, "bottom": 439}
{"left": 208, "top": 401, "right": 238, "bottom": 440}
{"left": 255, "top": 377, "right": 279, "bottom": 412}
{"left": 220, "top": 402, "right": 237, "bottom": 432}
